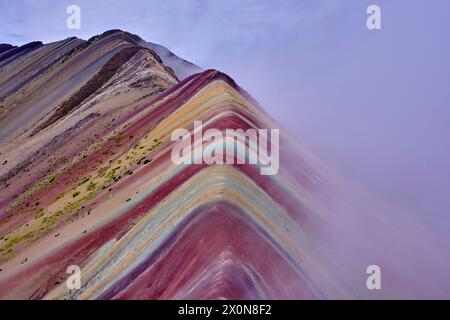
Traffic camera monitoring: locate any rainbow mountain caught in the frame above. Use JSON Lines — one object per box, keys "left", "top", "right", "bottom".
{"left": 0, "top": 29, "right": 426, "bottom": 299}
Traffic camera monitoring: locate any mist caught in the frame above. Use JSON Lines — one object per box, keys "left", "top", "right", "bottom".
{"left": 199, "top": 0, "right": 450, "bottom": 297}
{"left": 204, "top": 0, "right": 450, "bottom": 234}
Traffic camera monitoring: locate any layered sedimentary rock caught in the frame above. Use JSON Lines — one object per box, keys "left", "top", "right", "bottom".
{"left": 0, "top": 30, "right": 357, "bottom": 299}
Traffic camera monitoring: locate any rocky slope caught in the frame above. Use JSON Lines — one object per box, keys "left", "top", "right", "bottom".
{"left": 1, "top": 29, "right": 438, "bottom": 300}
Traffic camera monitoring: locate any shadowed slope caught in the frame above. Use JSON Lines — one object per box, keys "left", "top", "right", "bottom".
{"left": 0, "top": 44, "right": 15, "bottom": 55}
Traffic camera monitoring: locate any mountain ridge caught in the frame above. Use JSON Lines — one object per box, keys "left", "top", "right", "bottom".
{"left": 0, "top": 29, "right": 337, "bottom": 299}
{"left": 0, "top": 29, "right": 439, "bottom": 299}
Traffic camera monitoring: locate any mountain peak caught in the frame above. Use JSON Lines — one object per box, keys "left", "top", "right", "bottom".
{"left": 86, "top": 29, "right": 142, "bottom": 43}
{"left": 0, "top": 30, "right": 331, "bottom": 299}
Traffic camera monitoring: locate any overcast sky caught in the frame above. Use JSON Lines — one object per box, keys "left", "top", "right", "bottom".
{"left": 1, "top": 0, "right": 450, "bottom": 236}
